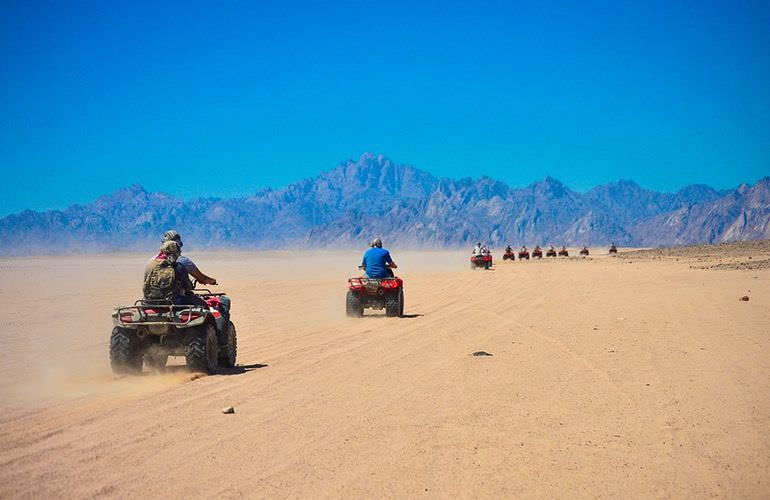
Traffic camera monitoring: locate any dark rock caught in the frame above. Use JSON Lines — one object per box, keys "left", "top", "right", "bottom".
{"left": 739, "top": 296, "right": 750, "bottom": 301}
{"left": 472, "top": 351, "right": 493, "bottom": 357}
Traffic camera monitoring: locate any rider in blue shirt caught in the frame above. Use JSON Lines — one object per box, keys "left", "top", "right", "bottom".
{"left": 361, "top": 238, "right": 398, "bottom": 278}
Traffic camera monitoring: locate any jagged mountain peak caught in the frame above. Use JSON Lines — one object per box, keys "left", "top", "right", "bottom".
{"left": 529, "top": 175, "right": 565, "bottom": 188}
{"left": 316, "top": 153, "right": 438, "bottom": 202}
{"left": 527, "top": 176, "right": 571, "bottom": 199}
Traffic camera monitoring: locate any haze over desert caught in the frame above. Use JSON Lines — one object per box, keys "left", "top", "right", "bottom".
{"left": 1, "top": 247, "right": 768, "bottom": 498}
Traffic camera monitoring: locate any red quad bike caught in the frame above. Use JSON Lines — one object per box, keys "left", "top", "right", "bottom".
{"left": 470, "top": 254, "right": 493, "bottom": 270}
{"left": 580, "top": 247, "right": 590, "bottom": 257}
{"left": 347, "top": 273, "right": 404, "bottom": 318}
{"left": 558, "top": 248, "right": 569, "bottom": 257}
{"left": 532, "top": 246, "right": 543, "bottom": 259}
{"left": 546, "top": 247, "right": 557, "bottom": 258}
{"left": 502, "top": 250, "right": 515, "bottom": 261}
{"left": 518, "top": 250, "right": 530, "bottom": 260}
{"left": 109, "top": 285, "right": 237, "bottom": 375}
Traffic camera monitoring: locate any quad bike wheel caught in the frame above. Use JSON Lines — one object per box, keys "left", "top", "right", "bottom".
{"left": 346, "top": 290, "right": 364, "bottom": 317}
{"left": 484, "top": 260, "right": 491, "bottom": 270}
{"left": 185, "top": 324, "right": 219, "bottom": 373}
{"left": 385, "top": 289, "right": 404, "bottom": 317}
{"left": 110, "top": 327, "right": 144, "bottom": 374}
{"left": 218, "top": 321, "right": 237, "bottom": 368}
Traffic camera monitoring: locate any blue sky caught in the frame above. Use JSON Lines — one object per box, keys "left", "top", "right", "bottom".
{"left": 1, "top": 0, "right": 768, "bottom": 216}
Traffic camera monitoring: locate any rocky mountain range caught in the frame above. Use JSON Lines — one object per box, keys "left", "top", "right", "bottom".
{"left": 1, "top": 153, "right": 768, "bottom": 254}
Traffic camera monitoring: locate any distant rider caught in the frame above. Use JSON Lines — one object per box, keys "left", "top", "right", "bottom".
{"left": 361, "top": 238, "right": 397, "bottom": 278}
{"left": 505, "top": 245, "right": 513, "bottom": 254}
{"left": 160, "top": 230, "right": 218, "bottom": 286}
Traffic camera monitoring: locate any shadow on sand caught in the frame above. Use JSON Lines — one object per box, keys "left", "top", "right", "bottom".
{"left": 141, "top": 363, "right": 268, "bottom": 377}
{"left": 360, "top": 313, "right": 424, "bottom": 319}
{"left": 218, "top": 363, "right": 268, "bottom": 375}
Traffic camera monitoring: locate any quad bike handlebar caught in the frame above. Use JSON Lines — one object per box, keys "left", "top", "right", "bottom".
{"left": 191, "top": 279, "right": 226, "bottom": 297}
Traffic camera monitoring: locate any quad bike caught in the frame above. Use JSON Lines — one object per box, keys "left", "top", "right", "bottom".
{"left": 110, "top": 284, "right": 236, "bottom": 375}
{"left": 502, "top": 250, "right": 515, "bottom": 261}
{"left": 471, "top": 254, "right": 493, "bottom": 270}
{"left": 518, "top": 250, "right": 530, "bottom": 260}
{"left": 532, "top": 247, "right": 543, "bottom": 259}
{"left": 608, "top": 244, "right": 618, "bottom": 254}
{"left": 546, "top": 248, "right": 557, "bottom": 257}
{"left": 558, "top": 248, "right": 569, "bottom": 257}
{"left": 580, "top": 247, "right": 590, "bottom": 257}
{"left": 346, "top": 270, "right": 404, "bottom": 317}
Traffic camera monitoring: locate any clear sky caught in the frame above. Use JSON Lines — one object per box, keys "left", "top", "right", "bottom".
{"left": 1, "top": 0, "right": 768, "bottom": 216}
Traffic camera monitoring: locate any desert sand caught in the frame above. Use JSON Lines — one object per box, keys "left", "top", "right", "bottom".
{"left": 0, "top": 248, "right": 768, "bottom": 498}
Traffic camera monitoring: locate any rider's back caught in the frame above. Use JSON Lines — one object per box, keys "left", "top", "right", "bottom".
{"left": 362, "top": 247, "right": 393, "bottom": 278}
{"left": 143, "top": 258, "right": 178, "bottom": 301}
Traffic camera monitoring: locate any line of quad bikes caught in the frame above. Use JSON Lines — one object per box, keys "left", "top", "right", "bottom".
{"left": 109, "top": 245, "right": 617, "bottom": 376}
{"left": 471, "top": 244, "right": 618, "bottom": 269}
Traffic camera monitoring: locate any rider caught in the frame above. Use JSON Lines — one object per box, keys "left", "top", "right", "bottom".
{"left": 144, "top": 241, "right": 195, "bottom": 303}
{"left": 361, "top": 238, "right": 397, "bottom": 278}
{"left": 147, "top": 240, "right": 212, "bottom": 309}
{"left": 162, "top": 230, "right": 217, "bottom": 286}
{"left": 505, "top": 245, "right": 513, "bottom": 254}
{"left": 472, "top": 242, "right": 483, "bottom": 256}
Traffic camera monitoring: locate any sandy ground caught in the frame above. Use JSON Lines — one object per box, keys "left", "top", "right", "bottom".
{"left": 0, "top": 248, "right": 768, "bottom": 498}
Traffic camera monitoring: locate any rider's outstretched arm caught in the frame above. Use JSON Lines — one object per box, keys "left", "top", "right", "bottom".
{"left": 189, "top": 268, "right": 217, "bottom": 286}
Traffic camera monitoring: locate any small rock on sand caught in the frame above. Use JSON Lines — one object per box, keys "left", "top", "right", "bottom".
{"left": 222, "top": 406, "right": 235, "bottom": 414}
{"left": 472, "top": 351, "right": 493, "bottom": 357}
{"left": 739, "top": 296, "right": 750, "bottom": 301}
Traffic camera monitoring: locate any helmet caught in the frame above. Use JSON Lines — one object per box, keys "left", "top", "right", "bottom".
{"left": 160, "top": 240, "right": 181, "bottom": 260}
{"left": 370, "top": 238, "right": 383, "bottom": 248}
{"left": 162, "top": 230, "right": 183, "bottom": 248}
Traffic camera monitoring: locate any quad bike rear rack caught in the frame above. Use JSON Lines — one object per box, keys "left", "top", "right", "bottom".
{"left": 113, "top": 302, "right": 208, "bottom": 326}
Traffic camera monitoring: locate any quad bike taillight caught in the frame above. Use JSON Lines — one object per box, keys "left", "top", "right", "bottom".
{"left": 380, "top": 279, "right": 400, "bottom": 289}
{"left": 118, "top": 311, "right": 139, "bottom": 323}
{"left": 178, "top": 311, "right": 203, "bottom": 322}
